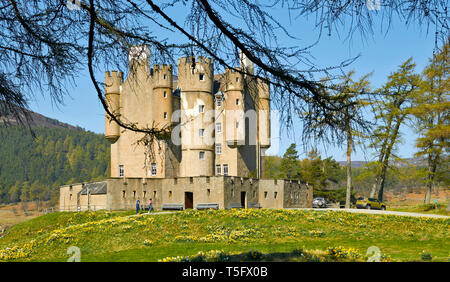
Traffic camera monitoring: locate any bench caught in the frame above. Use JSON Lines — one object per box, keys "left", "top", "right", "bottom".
{"left": 227, "top": 202, "right": 243, "bottom": 209}
{"left": 248, "top": 202, "right": 262, "bottom": 209}
{"left": 161, "top": 204, "right": 184, "bottom": 211}
{"left": 196, "top": 203, "right": 219, "bottom": 210}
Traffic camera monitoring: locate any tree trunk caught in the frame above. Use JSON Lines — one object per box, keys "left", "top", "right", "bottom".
{"left": 369, "top": 178, "right": 378, "bottom": 198}
{"left": 345, "top": 127, "right": 352, "bottom": 209}
{"left": 424, "top": 153, "right": 437, "bottom": 204}
{"left": 378, "top": 117, "right": 403, "bottom": 202}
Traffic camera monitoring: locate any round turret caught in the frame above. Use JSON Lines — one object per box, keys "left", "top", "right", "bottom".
{"left": 177, "top": 56, "right": 214, "bottom": 94}
{"left": 152, "top": 64, "right": 173, "bottom": 130}
{"left": 105, "top": 71, "right": 123, "bottom": 143}
{"left": 177, "top": 56, "right": 215, "bottom": 177}
{"left": 224, "top": 68, "right": 245, "bottom": 148}
{"left": 257, "top": 78, "right": 271, "bottom": 148}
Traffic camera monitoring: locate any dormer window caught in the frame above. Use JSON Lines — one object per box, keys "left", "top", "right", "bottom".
{"left": 199, "top": 73, "right": 205, "bottom": 81}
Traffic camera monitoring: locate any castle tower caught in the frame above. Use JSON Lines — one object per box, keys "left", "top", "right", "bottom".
{"left": 224, "top": 68, "right": 245, "bottom": 147}
{"left": 152, "top": 64, "right": 173, "bottom": 130}
{"left": 257, "top": 78, "right": 271, "bottom": 149}
{"left": 178, "top": 56, "right": 215, "bottom": 176}
{"left": 104, "top": 71, "right": 123, "bottom": 143}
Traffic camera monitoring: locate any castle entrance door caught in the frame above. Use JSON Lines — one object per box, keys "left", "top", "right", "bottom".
{"left": 185, "top": 192, "right": 193, "bottom": 209}
{"left": 241, "top": 192, "right": 247, "bottom": 208}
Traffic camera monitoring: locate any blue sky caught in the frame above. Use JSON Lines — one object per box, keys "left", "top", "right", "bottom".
{"left": 28, "top": 4, "right": 437, "bottom": 161}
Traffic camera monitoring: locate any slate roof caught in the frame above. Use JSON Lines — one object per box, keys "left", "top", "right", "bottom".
{"left": 79, "top": 181, "right": 107, "bottom": 195}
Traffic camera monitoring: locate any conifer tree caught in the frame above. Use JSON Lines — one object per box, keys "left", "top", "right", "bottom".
{"left": 412, "top": 42, "right": 449, "bottom": 204}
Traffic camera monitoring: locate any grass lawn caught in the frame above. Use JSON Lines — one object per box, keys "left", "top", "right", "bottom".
{"left": 0, "top": 209, "right": 448, "bottom": 262}
{"left": 389, "top": 203, "right": 450, "bottom": 216}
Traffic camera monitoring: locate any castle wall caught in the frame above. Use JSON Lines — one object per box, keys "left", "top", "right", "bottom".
{"left": 223, "top": 176, "right": 260, "bottom": 208}
{"left": 160, "top": 177, "right": 226, "bottom": 209}
{"left": 259, "top": 179, "right": 284, "bottom": 209}
{"left": 59, "top": 183, "right": 83, "bottom": 211}
{"left": 282, "top": 180, "right": 313, "bottom": 208}
{"left": 106, "top": 178, "right": 163, "bottom": 211}
{"left": 79, "top": 194, "right": 108, "bottom": 211}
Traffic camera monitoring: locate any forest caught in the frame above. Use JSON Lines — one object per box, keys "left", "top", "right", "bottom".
{"left": 0, "top": 126, "right": 110, "bottom": 205}
{"left": 264, "top": 144, "right": 449, "bottom": 203}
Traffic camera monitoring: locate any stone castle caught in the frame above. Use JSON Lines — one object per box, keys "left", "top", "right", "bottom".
{"left": 59, "top": 46, "right": 312, "bottom": 211}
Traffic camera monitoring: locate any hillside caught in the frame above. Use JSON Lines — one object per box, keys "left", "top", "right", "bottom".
{"left": 0, "top": 119, "right": 110, "bottom": 204}
{"left": 0, "top": 106, "right": 79, "bottom": 130}
{"left": 0, "top": 209, "right": 448, "bottom": 262}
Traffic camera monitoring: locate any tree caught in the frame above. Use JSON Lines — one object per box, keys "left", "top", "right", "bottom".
{"left": 279, "top": 144, "right": 300, "bottom": 180}
{"left": 369, "top": 58, "right": 423, "bottom": 201}
{"left": 312, "top": 71, "right": 372, "bottom": 208}
{"left": 412, "top": 42, "right": 449, "bottom": 204}
{"left": 0, "top": 0, "right": 447, "bottom": 142}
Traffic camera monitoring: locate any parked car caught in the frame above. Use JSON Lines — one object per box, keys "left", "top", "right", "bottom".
{"left": 356, "top": 197, "right": 386, "bottom": 210}
{"left": 312, "top": 197, "right": 328, "bottom": 208}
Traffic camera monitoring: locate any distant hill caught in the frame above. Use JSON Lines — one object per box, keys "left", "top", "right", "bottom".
{"left": 0, "top": 111, "right": 110, "bottom": 205}
{"left": 0, "top": 107, "right": 79, "bottom": 131}
{"left": 337, "top": 158, "right": 427, "bottom": 168}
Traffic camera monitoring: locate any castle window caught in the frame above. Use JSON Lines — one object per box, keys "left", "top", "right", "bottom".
{"left": 216, "top": 143, "right": 222, "bottom": 154}
{"left": 274, "top": 192, "right": 278, "bottom": 199}
{"left": 119, "top": 165, "right": 124, "bottom": 178}
{"left": 199, "top": 129, "right": 204, "bottom": 137}
{"left": 163, "top": 91, "right": 167, "bottom": 98}
{"left": 164, "top": 112, "right": 167, "bottom": 119}
{"left": 199, "top": 151, "right": 205, "bottom": 160}
{"left": 236, "top": 122, "right": 239, "bottom": 128}
{"left": 236, "top": 99, "right": 239, "bottom": 105}
{"left": 153, "top": 191, "right": 157, "bottom": 199}
{"left": 207, "top": 189, "right": 211, "bottom": 197}
{"left": 199, "top": 105, "right": 204, "bottom": 113}
{"left": 70, "top": 194, "right": 72, "bottom": 200}
{"left": 169, "top": 191, "right": 172, "bottom": 199}
{"left": 199, "top": 73, "right": 205, "bottom": 81}
{"left": 143, "top": 191, "right": 147, "bottom": 198}
{"left": 264, "top": 191, "right": 268, "bottom": 198}
{"left": 151, "top": 163, "right": 157, "bottom": 176}
{"left": 216, "top": 164, "right": 221, "bottom": 175}
{"left": 217, "top": 99, "right": 221, "bottom": 107}
{"left": 223, "top": 164, "right": 228, "bottom": 176}
{"left": 133, "top": 191, "right": 136, "bottom": 198}
{"left": 190, "top": 177, "right": 194, "bottom": 184}
{"left": 122, "top": 190, "right": 126, "bottom": 198}
{"left": 163, "top": 74, "right": 167, "bottom": 80}
{"left": 253, "top": 190, "right": 256, "bottom": 198}
{"left": 236, "top": 77, "right": 239, "bottom": 83}
{"left": 216, "top": 122, "right": 222, "bottom": 133}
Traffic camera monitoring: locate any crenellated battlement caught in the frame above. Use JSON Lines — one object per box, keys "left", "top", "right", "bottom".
{"left": 224, "top": 67, "right": 244, "bottom": 92}
{"left": 105, "top": 71, "right": 123, "bottom": 94}
{"left": 152, "top": 64, "right": 173, "bottom": 90}
{"left": 177, "top": 56, "right": 214, "bottom": 93}
{"left": 153, "top": 64, "right": 173, "bottom": 73}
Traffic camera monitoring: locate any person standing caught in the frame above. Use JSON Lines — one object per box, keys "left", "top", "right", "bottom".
{"left": 148, "top": 198, "right": 152, "bottom": 214}
{"left": 136, "top": 199, "right": 140, "bottom": 214}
